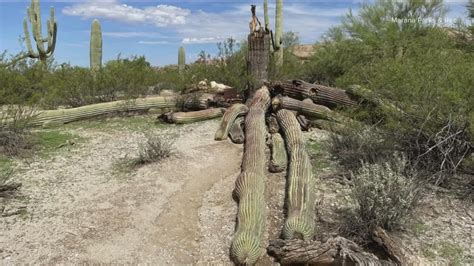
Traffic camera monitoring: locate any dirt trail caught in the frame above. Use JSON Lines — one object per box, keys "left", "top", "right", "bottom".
{"left": 1, "top": 119, "right": 244, "bottom": 264}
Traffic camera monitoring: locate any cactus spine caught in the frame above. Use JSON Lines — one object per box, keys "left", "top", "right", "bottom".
{"left": 231, "top": 87, "right": 271, "bottom": 264}
{"left": 90, "top": 19, "right": 102, "bottom": 71}
{"left": 23, "top": 0, "right": 57, "bottom": 62}
{"left": 178, "top": 46, "right": 186, "bottom": 73}
{"left": 215, "top": 104, "right": 249, "bottom": 141}
{"left": 275, "top": 0, "right": 283, "bottom": 66}
{"left": 276, "top": 109, "right": 315, "bottom": 240}
{"left": 166, "top": 108, "right": 225, "bottom": 124}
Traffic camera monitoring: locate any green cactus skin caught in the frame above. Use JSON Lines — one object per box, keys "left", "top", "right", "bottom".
{"left": 276, "top": 109, "right": 316, "bottom": 240}
{"left": 170, "top": 108, "right": 225, "bottom": 124}
{"left": 231, "top": 86, "right": 271, "bottom": 264}
{"left": 215, "top": 104, "right": 249, "bottom": 141}
{"left": 90, "top": 19, "right": 102, "bottom": 71}
{"left": 269, "top": 133, "right": 287, "bottom": 173}
{"left": 178, "top": 46, "right": 186, "bottom": 73}
{"left": 275, "top": 0, "right": 283, "bottom": 66}
{"left": 23, "top": 96, "right": 177, "bottom": 127}
{"left": 272, "top": 96, "right": 335, "bottom": 121}
{"left": 228, "top": 116, "right": 245, "bottom": 144}
{"left": 23, "top": 0, "right": 57, "bottom": 62}
{"left": 263, "top": 0, "right": 270, "bottom": 31}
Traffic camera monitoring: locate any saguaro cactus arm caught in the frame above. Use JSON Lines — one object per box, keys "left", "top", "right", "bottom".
{"left": 269, "top": 132, "right": 288, "bottom": 173}
{"left": 263, "top": 0, "right": 270, "bottom": 31}
{"left": 275, "top": 0, "right": 283, "bottom": 66}
{"left": 228, "top": 116, "right": 245, "bottom": 144}
{"left": 215, "top": 103, "right": 249, "bottom": 140}
{"left": 162, "top": 108, "right": 225, "bottom": 124}
{"left": 276, "top": 109, "right": 316, "bottom": 240}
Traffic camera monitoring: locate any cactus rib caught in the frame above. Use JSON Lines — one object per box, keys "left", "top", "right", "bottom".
{"left": 231, "top": 86, "right": 271, "bottom": 264}
{"left": 215, "top": 103, "right": 249, "bottom": 140}
{"left": 276, "top": 109, "right": 315, "bottom": 240}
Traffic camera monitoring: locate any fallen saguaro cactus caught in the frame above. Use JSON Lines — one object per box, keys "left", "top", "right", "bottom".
{"left": 231, "top": 86, "right": 271, "bottom": 265}
{"left": 28, "top": 96, "right": 177, "bottom": 127}
{"left": 269, "top": 133, "right": 287, "bottom": 173}
{"left": 272, "top": 96, "right": 334, "bottom": 121}
{"left": 160, "top": 108, "right": 225, "bottom": 124}
{"left": 215, "top": 103, "right": 249, "bottom": 140}
{"left": 276, "top": 109, "right": 316, "bottom": 240}
{"left": 228, "top": 116, "right": 245, "bottom": 144}
{"left": 272, "top": 79, "right": 357, "bottom": 108}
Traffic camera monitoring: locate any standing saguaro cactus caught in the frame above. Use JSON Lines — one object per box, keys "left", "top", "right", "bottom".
{"left": 178, "top": 46, "right": 186, "bottom": 73}
{"left": 23, "top": 0, "right": 57, "bottom": 62}
{"left": 90, "top": 19, "right": 102, "bottom": 71}
{"left": 275, "top": 0, "right": 283, "bottom": 66}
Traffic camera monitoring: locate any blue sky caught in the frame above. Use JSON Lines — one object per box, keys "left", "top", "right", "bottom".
{"left": 0, "top": 0, "right": 471, "bottom": 66}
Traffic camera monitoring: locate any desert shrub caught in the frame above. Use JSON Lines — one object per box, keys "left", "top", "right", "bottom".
{"left": 344, "top": 156, "right": 421, "bottom": 240}
{"left": 41, "top": 64, "right": 95, "bottom": 108}
{"left": 135, "top": 133, "right": 174, "bottom": 165}
{"left": 0, "top": 105, "right": 35, "bottom": 156}
{"left": 96, "top": 55, "right": 157, "bottom": 101}
{"left": 327, "top": 123, "right": 395, "bottom": 171}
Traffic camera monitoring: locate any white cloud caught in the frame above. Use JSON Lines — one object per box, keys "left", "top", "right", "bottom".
{"left": 174, "top": 3, "right": 349, "bottom": 45}
{"left": 103, "top": 32, "right": 160, "bottom": 38}
{"left": 63, "top": 0, "right": 190, "bottom": 27}
{"left": 138, "top": 40, "right": 172, "bottom": 45}
{"left": 182, "top": 37, "right": 227, "bottom": 44}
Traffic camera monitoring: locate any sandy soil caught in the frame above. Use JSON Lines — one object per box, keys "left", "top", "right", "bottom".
{"left": 1, "top": 118, "right": 473, "bottom": 264}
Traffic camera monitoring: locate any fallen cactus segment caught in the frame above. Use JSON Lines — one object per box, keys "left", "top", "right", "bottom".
{"left": 230, "top": 86, "right": 271, "bottom": 265}
{"left": 28, "top": 96, "right": 177, "bottom": 127}
{"left": 268, "top": 132, "right": 287, "bottom": 173}
{"left": 228, "top": 116, "right": 245, "bottom": 144}
{"left": 160, "top": 108, "right": 225, "bottom": 124}
{"left": 276, "top": 109, "right": 316, "bottom": 240}
{"left": 215, "top": 104, "right": 249, "bottom": 141}
{"left": 272, "top": 95, "right": 334, "bottom": 121}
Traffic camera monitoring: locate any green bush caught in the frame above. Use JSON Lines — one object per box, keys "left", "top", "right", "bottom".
{"left": 344, "top": 156, "right": 421, "bottom": 240}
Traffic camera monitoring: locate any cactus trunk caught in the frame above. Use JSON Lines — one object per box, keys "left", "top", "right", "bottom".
{"left": 90, "top": 19, "right": 102, "bottom": 71}
{"left": 275, "top": 0, "right": 283, "bottom": 67}
{"left": 215, "top": 103, "right": 249, "bottom": 140}
{"left": 178, "top": 46, "right": 186, "bottom": 73}
{"left": 27, "top": 96, "right": 177, "bottom": 127}
{"left": 231, "top": 86, "right": 271, "bottom": 264}
{"left": 23, "top": 0, "right": 57, "bottom": 62}
{"left": 228, "top": 116, "right": 245, "bottom": 144}
{"left": 276, "top": 109, "right": 315, "bottom": 240}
